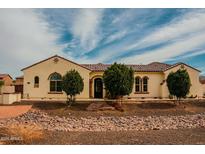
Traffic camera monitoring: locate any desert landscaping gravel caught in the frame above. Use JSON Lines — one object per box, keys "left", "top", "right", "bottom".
{"left": 1, "top": 109, "right": 205, "bottom": 132}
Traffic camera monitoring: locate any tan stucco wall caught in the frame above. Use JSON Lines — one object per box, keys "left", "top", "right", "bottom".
{"left": 161, "top": 64, "right": 203, "bottom": 98}
{"left": 23, "top": 57, "right": 91, "bottom": 99}
{"left": 128, "top": 72, "right": 164, "bottom": 98}
{"left": 90, "top": 71, "right": 164, "bottom": 98}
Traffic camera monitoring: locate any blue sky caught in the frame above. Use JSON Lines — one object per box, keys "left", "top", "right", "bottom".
{"left": 0, "top": 8, "right": 205, "bottom": 77}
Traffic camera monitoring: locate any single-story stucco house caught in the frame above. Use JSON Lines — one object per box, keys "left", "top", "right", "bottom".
{"left": 21, "top": 55, "right": 205, "bottom": 100}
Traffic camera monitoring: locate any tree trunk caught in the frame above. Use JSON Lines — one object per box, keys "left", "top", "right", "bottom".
{"left": 66, "top": 95, "right": 69, "bottom": 105}
{"left": 68, "top": 95, "right": 76, "bottom": 107}
{"left": 116, "top": 95, "right": 123, "bottom": 106}
{"left": 178, "top": 97, "right": 181, "bottom": 105}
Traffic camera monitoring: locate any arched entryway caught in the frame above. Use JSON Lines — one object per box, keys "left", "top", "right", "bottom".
{"left": 94, "top": 78, "right": 103, "bottom": 98}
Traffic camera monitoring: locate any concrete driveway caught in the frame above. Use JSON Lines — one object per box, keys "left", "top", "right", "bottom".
{"left": 0, "top": 105, "right": 32, "bottom": 119}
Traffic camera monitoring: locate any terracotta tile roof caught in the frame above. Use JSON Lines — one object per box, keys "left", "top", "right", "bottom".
{"left": 82, "top": 62, "right": 172, "bottom": 72}
{"left": 0, "top": 74, "right": 8, "bottom": 78}
{"left": 0, "top": 74, "right": 12, "bottom": 79}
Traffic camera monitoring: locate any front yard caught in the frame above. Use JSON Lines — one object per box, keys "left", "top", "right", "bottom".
{"left": 30, "top": 99, "right": 205, "bottom": 117}
{"left": 1, "top": 100, "right": 205, "bottom": 144}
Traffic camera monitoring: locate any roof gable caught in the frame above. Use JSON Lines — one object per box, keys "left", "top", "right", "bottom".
{"left": 21, "top": 55, "right": 91, "bottom": 71}
{"left": 164, "top": 62, "right": 201, "bottom": 73}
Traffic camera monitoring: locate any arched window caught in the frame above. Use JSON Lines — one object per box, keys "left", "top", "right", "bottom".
{"left": 49, "top": 73, "right": 62, "bottom": 92}
{"left": 135, "top": 77, "right": 141, "bottom": 92}
{"left": 142, "top": 77, "right": 148, "bottom": 92}
{"left": 34, "top": 76, "right": 39, "bottom": 88}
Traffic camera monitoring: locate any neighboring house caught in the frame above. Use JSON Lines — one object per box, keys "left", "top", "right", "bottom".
{"left": 200, "top": 76, "right": 205, "bottom": 97}
{"left": 0, "top": 73, "right": 14, "bottom": 94}
{"left": 13, "top": 76, "right": 24, "bottom": 95}
{"left": 0, "top": 74, "right": 13, "bottom": 86}
{"left": 200, "top": 76, "right": 205, "bottom": 84}
{"left": 21, "top": 55, "right": 204, "bottom": 100}
{"left": 0, "top": 74, "right": 21, "bottom": 104}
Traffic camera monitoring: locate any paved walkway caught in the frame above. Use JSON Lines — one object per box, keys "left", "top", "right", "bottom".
{"left": 0, "top": 105, "right": 32, "bottom": 119}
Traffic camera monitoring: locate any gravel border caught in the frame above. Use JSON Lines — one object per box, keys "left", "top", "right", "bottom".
{"left": 1, "top": 109, "right": 205, "bottom": 132}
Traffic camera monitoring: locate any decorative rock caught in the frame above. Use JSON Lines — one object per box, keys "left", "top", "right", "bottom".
{"left": 1, "top": 109, "right": 205, "bottom": 132}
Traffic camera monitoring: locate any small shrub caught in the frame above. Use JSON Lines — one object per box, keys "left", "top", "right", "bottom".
{"left": 166, "top": 69, "right": 191, "bottom": 102}
{"left": 103, "top": 63, "right": 134, "bottom": 107}
{"left": 62, "top": 70, "right": 84, "bottom": 106}
{"left": 103, "top": 63, "right": 134, "bottom": 99}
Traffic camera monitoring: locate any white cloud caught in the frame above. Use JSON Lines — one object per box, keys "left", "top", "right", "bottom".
{"left": 104, "top": 30, "right": 128, "bottom": 44}
{"left": 166, "top": 49, "right": 205, "bottom": 61}
{"left": 0, "top": 9, "right": 64, "bottom": 77}
{"left": 70, "top": 9, "right": 104, "bottom": 52}
{"left": 119, "top": 31, "right": 205, "bottom": 64}
{"left": 90, "top": 9, "right": 205, "bottom": 64}
{"left": 126, "top": 10, "right": 205, "bottom": 51}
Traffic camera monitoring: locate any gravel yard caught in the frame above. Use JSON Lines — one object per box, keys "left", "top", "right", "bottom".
{"left": 1, "top": 100, "right": 205, "bottom": 144}
{"left": 1, "top": 109, "right": 205, "bottom": 132}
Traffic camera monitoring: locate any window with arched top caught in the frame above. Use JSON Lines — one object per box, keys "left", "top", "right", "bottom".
{"left": 49, "top": 73, "right": 62, "bottom": 92}
{"left": 135, "top": 77, "right": 141, "bottom": 92}
{"left": 34, "top": 76, "right": 39, "bottom": 88}
{"left": 142, "top": 76, "right": 148, "bottom": 92}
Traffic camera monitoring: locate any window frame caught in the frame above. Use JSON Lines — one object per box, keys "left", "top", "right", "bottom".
{"left": 142, "top": 76, "right": 149, "bottom": 92}
{"left": 49, "top": 73, "right": 62, "bottom": 93}
{"left": 34, "top": 76, "right": 39, "bottom": 88}
{"left": 135, "top": 76, "right": 141, "bottom": 92}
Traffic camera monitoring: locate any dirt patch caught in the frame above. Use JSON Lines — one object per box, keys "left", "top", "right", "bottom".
{"left": 22, "top": 100, "right": 205, "bottom": 117}
{"left": 137, "top": 102, "right": 176, "bottom": 109}
{"left": 1, "top": 128, "right": 205, "bottom": 144}
{"left": 0, "top": 105, "right": 32, "bottom": 119}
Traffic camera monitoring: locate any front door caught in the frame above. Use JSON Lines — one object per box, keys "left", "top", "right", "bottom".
{"left": 94, "top": 78, "right": 103, "bottom": 98}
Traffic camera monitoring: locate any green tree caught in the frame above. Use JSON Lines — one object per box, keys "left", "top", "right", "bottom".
{"left": 166, "top": 69, "right": 191, "bottom": 103}
{"left": 62, "top": 70, "right": 84, "bottom": 106}
{"left": 103, "top": 63, "right": 134, "bottom": 104}
{"left": 0, "top": 80, "right": 4, "bottom": 94}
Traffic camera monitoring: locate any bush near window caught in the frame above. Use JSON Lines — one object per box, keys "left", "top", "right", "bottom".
{"left": 166, "top": 69, "right": 191, "bottom": 103}
{"left": 103, "top": 62, "right": 134, "bottom": 102}
{"left": 62, "top": 70, "right": 84, "bottom": 106}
